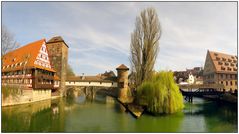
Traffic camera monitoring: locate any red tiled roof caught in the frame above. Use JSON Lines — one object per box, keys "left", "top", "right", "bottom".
{"left": 2, "top": 39, "right": 55, "bottom": 72}
{"left": 208, "top": 50, "right": 237, "bottom": 73}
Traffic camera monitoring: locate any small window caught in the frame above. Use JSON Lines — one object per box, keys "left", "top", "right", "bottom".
{"left": 230, "top": 81, "right": 233, "bottom": 85}
{"left": 216, "top": 57, "right": 220, "bottom": 60}
{"left": 226, "top": 81, "right": 228, "bottom": 86}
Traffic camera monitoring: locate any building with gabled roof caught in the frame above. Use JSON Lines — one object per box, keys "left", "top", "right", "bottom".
{"left": 1, "top": 39, "right": 59, "bottom": 104}
{"left": 203, "top": 50, "right": 237, "bottom": 92}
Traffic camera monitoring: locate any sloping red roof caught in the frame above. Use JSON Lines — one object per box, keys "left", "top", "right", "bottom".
{"left": 2, "top": 39, "right": 55, "bottom": 72}
{"left": 116, "top": 64, "right": 129, "bottom": 70}
{"left": 208, "top": 50, "right": 237, "bottom": 73}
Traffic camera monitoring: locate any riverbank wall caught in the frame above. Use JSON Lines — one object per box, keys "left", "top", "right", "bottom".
{"left": 203, "top": 93, "right": 237, "bottom": 104}
{"left": 2, "top": 89, "right": 60, "bottom": 107}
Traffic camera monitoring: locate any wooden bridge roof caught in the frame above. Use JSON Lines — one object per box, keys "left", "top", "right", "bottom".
{"left": 66, "top": 76, "right": 117, "bottom": 82}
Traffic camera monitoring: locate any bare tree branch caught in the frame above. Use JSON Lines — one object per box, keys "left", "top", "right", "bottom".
{"left": 1, "top": 25, "right": 19, "bottom": 55}
{"left": 129, "top": 7, "right": 161, "bottom": 88}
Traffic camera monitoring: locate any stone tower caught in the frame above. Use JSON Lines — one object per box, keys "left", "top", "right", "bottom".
{"left": 116, "top": 64, "right": 129, "bottom": 103}
{"left": 46, "top": 36, "right": 69, "bottom": 96}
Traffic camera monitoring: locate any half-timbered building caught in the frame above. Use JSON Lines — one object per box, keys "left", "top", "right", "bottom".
{"left": 2, "top": 39, "right": 57, "bottom": 91}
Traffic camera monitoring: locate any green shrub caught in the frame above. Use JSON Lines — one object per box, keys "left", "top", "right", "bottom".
{"left": 2, "top": 85, "right": 22, "bottom": 99}
{"left": 136, "top": 71, "right": 184, "bottom": 114}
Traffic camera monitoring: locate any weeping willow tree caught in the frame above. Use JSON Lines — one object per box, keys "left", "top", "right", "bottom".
{"left": 137, "top": 71, "right": 184, "bottom": 114}
{"left": 130, "top": 7, "right": 161, "bottom": 88}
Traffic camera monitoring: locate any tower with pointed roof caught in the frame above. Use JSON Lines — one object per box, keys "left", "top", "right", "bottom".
{"left": 46, "top": 36, "right": 69, "bottom": 96}
{"left": 116, "top": 64, "right": 130, "bottom": 102}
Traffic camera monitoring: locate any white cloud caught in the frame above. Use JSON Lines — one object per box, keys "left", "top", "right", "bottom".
{"left": 2, "top": 2, "right": 237, "bottom": 75}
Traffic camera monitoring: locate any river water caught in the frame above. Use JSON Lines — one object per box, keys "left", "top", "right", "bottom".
{"left": 2, "top": 95, "right": 238, "bottom": 132}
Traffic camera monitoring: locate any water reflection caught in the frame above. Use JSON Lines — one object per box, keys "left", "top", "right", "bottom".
{"left": 1, "top": 95, "right": 237, "bottom": 132}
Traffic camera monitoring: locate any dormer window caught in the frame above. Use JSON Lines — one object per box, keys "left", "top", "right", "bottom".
{"left": 218, "top": 61, "right": 223, "bottom": 65}
{"left": 221, "top": 66, "right": 225, "bottom": 70}
{"left": 214, "top": 53, "right": 218, "bottom": 56}
{"left": 216, "top": 57, "right": 220, "bottom": 60}
{"left": 225, "top": 62, "right": 229, "bottom": 66}
{"left": 228, "top": 59, "right": 232, "bottom": 62}
{"left": 227, "top": 67, "right": 231, "bottom": 71}
{"left": 12, "top": 58, "right": 16, "bottom": 62}
{"left": 222, "top": 58, "right": 226, "bottom": 61}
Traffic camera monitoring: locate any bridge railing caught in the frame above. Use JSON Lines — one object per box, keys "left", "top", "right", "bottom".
{"left": 178, "top": 84, "right": 224, "bottom": 90}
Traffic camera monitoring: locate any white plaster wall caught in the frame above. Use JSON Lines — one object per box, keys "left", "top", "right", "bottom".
{"left": 65, "top": 81, "right": 118, "bottom": 87}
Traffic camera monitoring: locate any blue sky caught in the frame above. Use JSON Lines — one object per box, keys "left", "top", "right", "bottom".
{"left": 2, "top": 2, "right": 237, "bottom": 75}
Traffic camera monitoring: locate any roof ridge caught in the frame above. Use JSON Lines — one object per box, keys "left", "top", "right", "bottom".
{"left": 4, "top": 39, "right": 45, "bottom": 56}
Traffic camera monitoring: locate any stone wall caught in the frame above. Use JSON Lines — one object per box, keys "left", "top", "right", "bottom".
{"left": 46, "top": 38, "right": 68, "bottom": 96}
{"left": 117, "top": 70, "right": 130, "bottom": 103}
{"left": 32, "top": 89, "right": 51, "bottom": 101}
{"left": 2, "top": 89, "right": 51, "bottom": 107}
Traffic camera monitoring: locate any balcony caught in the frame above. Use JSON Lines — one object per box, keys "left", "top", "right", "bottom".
{"left": 35, "top": 74, "right": 54, "bottom": 80}
{"left": 34, "top": 84, "right": 54, "bottom": 89}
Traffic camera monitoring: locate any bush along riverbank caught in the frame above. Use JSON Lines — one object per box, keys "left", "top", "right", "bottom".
{"left": 120, "top": 71, "right": 184, "bottom": 118}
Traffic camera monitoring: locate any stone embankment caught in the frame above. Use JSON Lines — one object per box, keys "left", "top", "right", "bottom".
{"left": 2, "top": 89, "right": 61, "bottom": 107}
{"left": 203, "top": 93, "right": 237, "bottom": 104}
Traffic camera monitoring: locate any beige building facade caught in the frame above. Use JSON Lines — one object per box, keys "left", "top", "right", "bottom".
{"left": 203, "top": 50, "right": 237, "bottom": 92}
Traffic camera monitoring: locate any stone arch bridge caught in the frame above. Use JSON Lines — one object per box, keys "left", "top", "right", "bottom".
{"left": 64, "top": 77, "right": 119, "bottom": 99}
